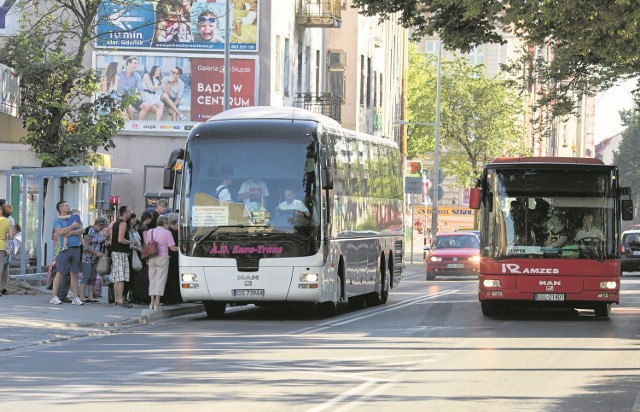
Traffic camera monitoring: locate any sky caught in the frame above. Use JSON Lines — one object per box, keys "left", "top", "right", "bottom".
{"left": 593, "top": 78, "right": 636, "bottom": 143}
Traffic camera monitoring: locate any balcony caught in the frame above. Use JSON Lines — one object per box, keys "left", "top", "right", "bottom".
{"left": 295, "top": 0, "right": 342, "bottom": 28}
{"left": 294, "top": 93, "right": 342, "bottom": 123}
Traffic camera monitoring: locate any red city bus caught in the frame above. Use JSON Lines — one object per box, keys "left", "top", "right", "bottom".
{"left": 469, "top": 157, "right": 634, "bottom": 317}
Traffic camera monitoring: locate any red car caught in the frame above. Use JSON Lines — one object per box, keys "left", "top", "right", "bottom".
{"left": 424, "top": 232, "right": 480, "bottom": 280}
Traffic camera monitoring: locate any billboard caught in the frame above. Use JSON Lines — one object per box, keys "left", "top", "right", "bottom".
{"left": 94, "top": 52, "right": 258, "bottom": 133}
{"left": 96, "top": 0, "right": 259, "bottom": 52}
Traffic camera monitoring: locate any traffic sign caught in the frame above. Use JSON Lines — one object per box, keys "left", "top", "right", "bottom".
{"left": 404, "top": 176, "right": 423, "bottom": 194}
{"left": 407, "top": 161, "right": 422, "bottom": 177}
{"left": 428, "top": 185, "right": 444, "bottom": 201}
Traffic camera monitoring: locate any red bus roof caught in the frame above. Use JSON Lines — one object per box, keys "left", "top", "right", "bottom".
{"left": 490, "top": 157, "right": 604, "bottom": 165}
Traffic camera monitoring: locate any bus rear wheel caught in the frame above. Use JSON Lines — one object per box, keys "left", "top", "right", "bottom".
{"left": 204, "top": 301, "right": 226, "bottom": 318}
{"left": 594, "top": 303, "right": 611, "bottom": 318}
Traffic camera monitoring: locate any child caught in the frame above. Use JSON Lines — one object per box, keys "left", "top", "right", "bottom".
{"left": 194, "top": 11, "right": 224, "bottom": 43}
{"left": 59, "top": 209, "right": 82, "bottom": 251}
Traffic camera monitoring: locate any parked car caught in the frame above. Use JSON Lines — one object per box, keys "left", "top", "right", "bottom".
{"left": 621, "top": 229, "right": 640, "bottom": 273}
{"left": 424, "top": 232, "right": 480, "bottom": 280}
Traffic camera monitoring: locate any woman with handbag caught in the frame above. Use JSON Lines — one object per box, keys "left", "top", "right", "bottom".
{"left": 145, "top": 216, "right": 178, "bottom": 310}
{"left": 79, "top": 216, "right": 109, "bottom": 303}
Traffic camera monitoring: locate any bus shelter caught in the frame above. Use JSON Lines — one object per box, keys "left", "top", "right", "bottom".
{"left": 1, "top": 166, "right": 131, "bottom": 281}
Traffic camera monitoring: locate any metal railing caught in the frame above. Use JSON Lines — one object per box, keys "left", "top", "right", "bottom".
{"left": 295, "top": 0, "right": 342, "bottom": 27}
{"left": 293, "top": 92, "right": 342, "bottom": 122}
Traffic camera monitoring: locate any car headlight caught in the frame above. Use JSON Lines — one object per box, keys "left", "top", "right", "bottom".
{"left": 429, "top": 256, "right": 442, "bottom": 262}
{"left": 468, "top": 255, "right": 480, "bottom": 263}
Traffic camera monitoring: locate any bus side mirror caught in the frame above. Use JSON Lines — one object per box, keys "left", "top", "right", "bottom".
{"left": 163, "top": 148, "right": 185, "bottom": 190}
{"left": 163, "top": 167, "right": 175, "bottom": 190}
{"left": 622, "top": 199, "right": 634, "bottom": 221}
{"left": 320, "top": 147, "right": 333, "bottom": 190}
{"left": 469, "top": 187, "right": 481, "bottom": 209}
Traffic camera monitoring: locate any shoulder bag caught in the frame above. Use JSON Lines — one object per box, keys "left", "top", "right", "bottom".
{"left": 96, "top": 255, "right": 111, "bottom": 275}
{"left": 140, "top": 229, "right": 158, "bottom": 260}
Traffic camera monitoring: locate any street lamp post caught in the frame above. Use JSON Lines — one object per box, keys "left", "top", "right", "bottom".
{"left": 432, "top": 41, "right": 443, "bottom": 237}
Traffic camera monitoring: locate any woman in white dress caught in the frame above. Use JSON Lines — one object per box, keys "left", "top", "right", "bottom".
{"left": 142, "top": 65, "right": 165, "bottom": 121}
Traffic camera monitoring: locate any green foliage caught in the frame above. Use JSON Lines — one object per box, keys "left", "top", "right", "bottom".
{"left": 0, "top": 0, "right": 132, "bottom": 167}
{"left": 353, "top": 0, "right": 640, "bottom": 115}
{"left": 407, "top": 43, "right": 528, "bottom": 188}
{"left": 613, "top": 116, "right": 640, "bottom": 201}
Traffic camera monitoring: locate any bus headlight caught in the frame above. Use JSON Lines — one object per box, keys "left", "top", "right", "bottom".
{"left": 483, "top": 279, "right": 500, "bottom": 288}
{"left": 181, "top": 273, "right": 198, "bottom": 282}
{"left": 599, "top": 281, "right": 617, "bottom": 289}
{"left": 300, "top": 273, "right": 319, "bottom": 282}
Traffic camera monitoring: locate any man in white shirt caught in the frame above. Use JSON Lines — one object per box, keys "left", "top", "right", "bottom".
{"left": 574, "top": 212, "right": 603, "bottom": 241}
{"left": 237, "top": 178, "right": 269, "bottom": 211}
{"left": 277, "top": 189, "right": 309, "bottom": 217}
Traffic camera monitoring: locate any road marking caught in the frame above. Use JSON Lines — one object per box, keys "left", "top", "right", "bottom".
{"left": 136, "top": 367, "right": 172, "bottom": 376}
{"left": 293, "top": 290, "right": 459, "bottom": 335}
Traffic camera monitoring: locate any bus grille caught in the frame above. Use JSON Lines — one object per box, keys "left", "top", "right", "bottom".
{"left": 236, "top": 257, "right": 260, "bottom": 272}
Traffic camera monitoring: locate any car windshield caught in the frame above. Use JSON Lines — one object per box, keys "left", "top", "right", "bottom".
{"left": 434, "top": 235, "right": 479, "bottom": 249}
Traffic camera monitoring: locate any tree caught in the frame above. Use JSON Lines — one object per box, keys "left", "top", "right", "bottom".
{"left": 407, "top": 43, "right": 528, "bottom": 188}
{"left": 613, "top": 116, "right": 640, "bottom": 203}
{"left": 352, "top": 0, "right": 640, "bottom": 116}
{"left": 0, "top": 0, "right": 136, "bottom": 167}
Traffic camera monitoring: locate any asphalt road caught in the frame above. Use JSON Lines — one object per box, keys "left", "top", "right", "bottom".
{"left": 1, "top": 269, "right": 639, "bottom": 412}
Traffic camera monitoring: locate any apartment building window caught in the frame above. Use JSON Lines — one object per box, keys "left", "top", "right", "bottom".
{"left": 315, "top": 50, "right": 320, "bottom": 94}
{"left": 468, "top": 45, "right": 484, "bottom": 66}
{"left": 379, "top": 73, "right": 383, "bottom": 108}
{"left": 360, "top": 55, "right": 365, "bottom": 106}
{"left": 424, "top": 40, "right": 438, "bottom": 54}
{"left": 275, "top": 36, "right": 281, "bottom": 93}
{"left": 367, "top": 57, "right": 372, "bottom": 108}
{"left": 328, "top": 50, "right": 346, "bottom": 101}
{"left": 305, "top": 46, "right": 311, "bottom": 92}
{"left": 284, "top": 38, "right": 290, "bottom": 96}
{"left": 297, "top": 41, "right": 303, "bottom": 93}
{"left": 373, "top": 70, "right": 378, "bottom": 107}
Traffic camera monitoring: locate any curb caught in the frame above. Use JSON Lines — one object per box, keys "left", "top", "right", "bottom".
{"left": 62, "top": 303, "right": 205, "bottom": 328}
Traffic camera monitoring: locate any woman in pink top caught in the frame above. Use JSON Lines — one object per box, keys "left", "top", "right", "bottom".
{"left": 145, "top": 216, "right": 178, "bottom": 310}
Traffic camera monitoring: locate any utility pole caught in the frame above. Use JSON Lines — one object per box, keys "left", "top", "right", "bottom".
{"left": 223, "top": 1, "right": 231, "bottom": 111}
{"left": 431, "top": 40, "right": 443, "bottom": 237}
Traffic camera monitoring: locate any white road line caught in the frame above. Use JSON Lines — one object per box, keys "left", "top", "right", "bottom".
{"left": 293, "top": 290, "right": 460, "bottom": 335}
{"left": 136, "top": 367, "right": 173, "bottom": 376}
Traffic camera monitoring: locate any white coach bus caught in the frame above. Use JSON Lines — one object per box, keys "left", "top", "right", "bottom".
{"left": 163, "top": 106, "right": 404, "bottom": 317}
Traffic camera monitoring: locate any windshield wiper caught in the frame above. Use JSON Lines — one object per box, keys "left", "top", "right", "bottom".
{"left": 193, "top": 225, "right": 247, "bottom": 246}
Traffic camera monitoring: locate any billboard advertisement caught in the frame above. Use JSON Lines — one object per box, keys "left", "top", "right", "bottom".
{"left": 94, "top": 52, "right": 258, "bottom": 133}
{"left": 96, "top": 0, "right": 259, "bottom": 52}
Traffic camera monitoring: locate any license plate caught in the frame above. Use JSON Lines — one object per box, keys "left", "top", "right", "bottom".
{"left": 447, "top": 264, "right": 464, "bottom": 268}
{"left": 534, "top": 293, "right": 565, "bottom": 301}
{"left": 232, "top": 289, "right": 265, "bottom": 298}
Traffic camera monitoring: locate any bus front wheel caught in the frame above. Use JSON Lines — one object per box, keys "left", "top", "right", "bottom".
{"left": 481, "top": 300, "right": 502, "bottom": 316}
{"left": 594, "top": 303, "right": 611, "bottom": 318}
{"left": 204, "top": 301, "right": 227, "bottom": 318}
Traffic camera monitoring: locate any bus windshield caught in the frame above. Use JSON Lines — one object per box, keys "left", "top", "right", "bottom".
{"left": 482, "top": 168, "right": 618, "bottom": 260}
{"left": 179, "top": 135, "right": 321, "bottom": 258}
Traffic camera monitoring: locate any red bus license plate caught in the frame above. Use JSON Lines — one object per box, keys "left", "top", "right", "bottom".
{"left": 534, "top": 293, "right": 565, "bottom": 301}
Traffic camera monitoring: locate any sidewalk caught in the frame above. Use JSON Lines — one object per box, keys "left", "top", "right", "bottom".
{"left": 0, "top": 264, "right": 425, "bottom": 352}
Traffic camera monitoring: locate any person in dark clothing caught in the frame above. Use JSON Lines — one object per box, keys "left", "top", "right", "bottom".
{"left": 162, "top": 213, "right": 182, "bottom": 305}
{"left": 148, "top": 199, "right": 168, "bottom": 229}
